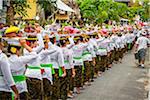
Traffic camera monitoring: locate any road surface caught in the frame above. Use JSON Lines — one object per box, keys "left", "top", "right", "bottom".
{"left": 73, "top": 52, "right": 147, "bottom": 100}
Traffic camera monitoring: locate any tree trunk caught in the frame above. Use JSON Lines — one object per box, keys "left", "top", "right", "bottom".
{"left": 6, "top": 0, "right": 14, "bottom": 25}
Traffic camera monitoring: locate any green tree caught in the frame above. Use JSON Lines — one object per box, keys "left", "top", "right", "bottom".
{"left": 76, "top": 0, "right": 129, "bottom": 24}
{"left": 36, "top": 0, "right": 57, "bottom": 17}
{"left": 128, "top": 0, "right": 150, "bottom": 21}
{"left": 77, "top": 0, "right": 149, "bottom": 24}
{"left": 6, "top": 0, "right": 30, "bottom": 25}
{"left": 139, "top": 0, "right": 150, "bottom": 21}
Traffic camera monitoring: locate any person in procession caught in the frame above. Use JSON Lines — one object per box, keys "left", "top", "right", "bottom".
{"left": 71, "top": 36, "right": 86, "bottom": 94}
{"left": 48, "top": 36, "right": 67, "bottom": 100}
{"left": 24, "top": 29, "right": 44, "bottom": 100}
{"left": 86, "top": 34, "right": 96, "bottom": 82}
{"left": 89, "top": 33, "right": 99, "bottom": 78}
{"left": 4, "top": 25, "right": 42, "bottom": 100}
{"left": 79, "top": 35, "right": 91, "bottom": 86}
{"left": 7, "top": 40, "right": 37, "bottom": 100}
{"left": 59, "top": 37, "right": 75, "bottom": 98}
{"left": 0, "top": 36, "right": 20, "bottom": 100}
{"left": 40, "top": 34, "right": 57, "bottom": 100}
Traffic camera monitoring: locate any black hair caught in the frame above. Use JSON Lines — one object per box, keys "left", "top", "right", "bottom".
{"left": 74, "top": 39, "right": 80, "bottom": 44}
{"left": 49, "top": 38, "right": 53, "bottom": 44}
{"left": 93, "top": 35, "right": 97, "bottom": 38}
{"left": 26, "top": 22, "right": 30, "bottom": 26}
{"left": 79, "top": 36, "right": 83, "bottom": 42}
{"left": 28, "top": 35, "right": 36, "bottom": 38}
{"left": 43, "top": 39, "right": 47, "bottom": 44}
{"left": 89, "top": 35, "right": 92, "bottom": 38}
{"left": 50, "top": 37, "right": 56, "bottom": 44}
{"left": 59, "top": 40, "right": 66, "bottom": 46}
{"left": 86, "top": 37, "right": 90, "bottom": 40}
{"left": 118, "top": 33, "right": 122, "bottom": 37}
{"left": 27, "top": 35, "right": 37, "bottom": 43}
{"left": 8, "top": 45, "right": 21, "bottom": 54}
{"left": 57, "top": 43, "right": 61, "bottom": 47}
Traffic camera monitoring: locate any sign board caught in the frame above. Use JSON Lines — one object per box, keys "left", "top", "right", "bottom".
{"left": 55, "top": 14, "right": 69, "bottom": 20}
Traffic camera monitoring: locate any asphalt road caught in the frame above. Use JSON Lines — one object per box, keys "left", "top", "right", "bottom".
{"left": 73, "top": 52, "right": 147, "bottom": 100}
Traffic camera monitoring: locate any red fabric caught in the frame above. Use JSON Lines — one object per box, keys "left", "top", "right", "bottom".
{"left": 100, "top": 29, "right": 108, "bottom": 36}
{"left": 26, "top": 41, "right": 30, "bottom": 46}
{"left": 64, "top": 26, "right": 80, "bottom": 34}
{"left": 41, "top": 69, "right": 45, "bottom": 75}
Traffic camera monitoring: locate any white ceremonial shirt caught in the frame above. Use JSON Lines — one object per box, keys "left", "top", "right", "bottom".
{"left": 136, "top": 36, "right": 150, "bottom": 51}
{"left": 62, "top": 47, "right": 74, "bottom": 69}
{"left": 24, "top": 34, "right": 44, "bottom": 80}
{"left": 71, "top": 43, "right": 86, "bottom": 66}
{"left": 0, "top": 50, "right": 15, "bottom": 92}
{"left": 9, "top": 53, "right": 37, "bottom": 93}
{"left": 48, "top": 43, "right": 64, "bottom": 69}
{"left": 40, "top": 49, "right": 57, "bottom": 82}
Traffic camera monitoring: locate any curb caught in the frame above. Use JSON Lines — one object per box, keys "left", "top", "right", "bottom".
{"left": 147, "top": 69, "right": 150, "bottom": 100}
{"left": 147, "top": 48, "right": 150, "bottom": 100}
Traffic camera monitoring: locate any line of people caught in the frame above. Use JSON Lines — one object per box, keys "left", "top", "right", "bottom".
{"left": 0, "top": 22, "right": 148, "bottom": 100}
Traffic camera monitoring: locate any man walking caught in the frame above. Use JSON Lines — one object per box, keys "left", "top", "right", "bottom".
{"left": 135, "top": 31, "right": 150, "bottom": 68}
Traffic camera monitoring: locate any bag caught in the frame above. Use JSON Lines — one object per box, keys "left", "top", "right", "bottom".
{"left": 128, "top": 43, "right": 131, "bottom": 50}
{"left": 134, "top": 52, "right": 139, "bottom": 59}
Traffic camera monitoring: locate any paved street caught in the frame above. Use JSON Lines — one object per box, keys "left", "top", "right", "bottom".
{"left": 73, "top": 52, "right": 147, "bottom": 100}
